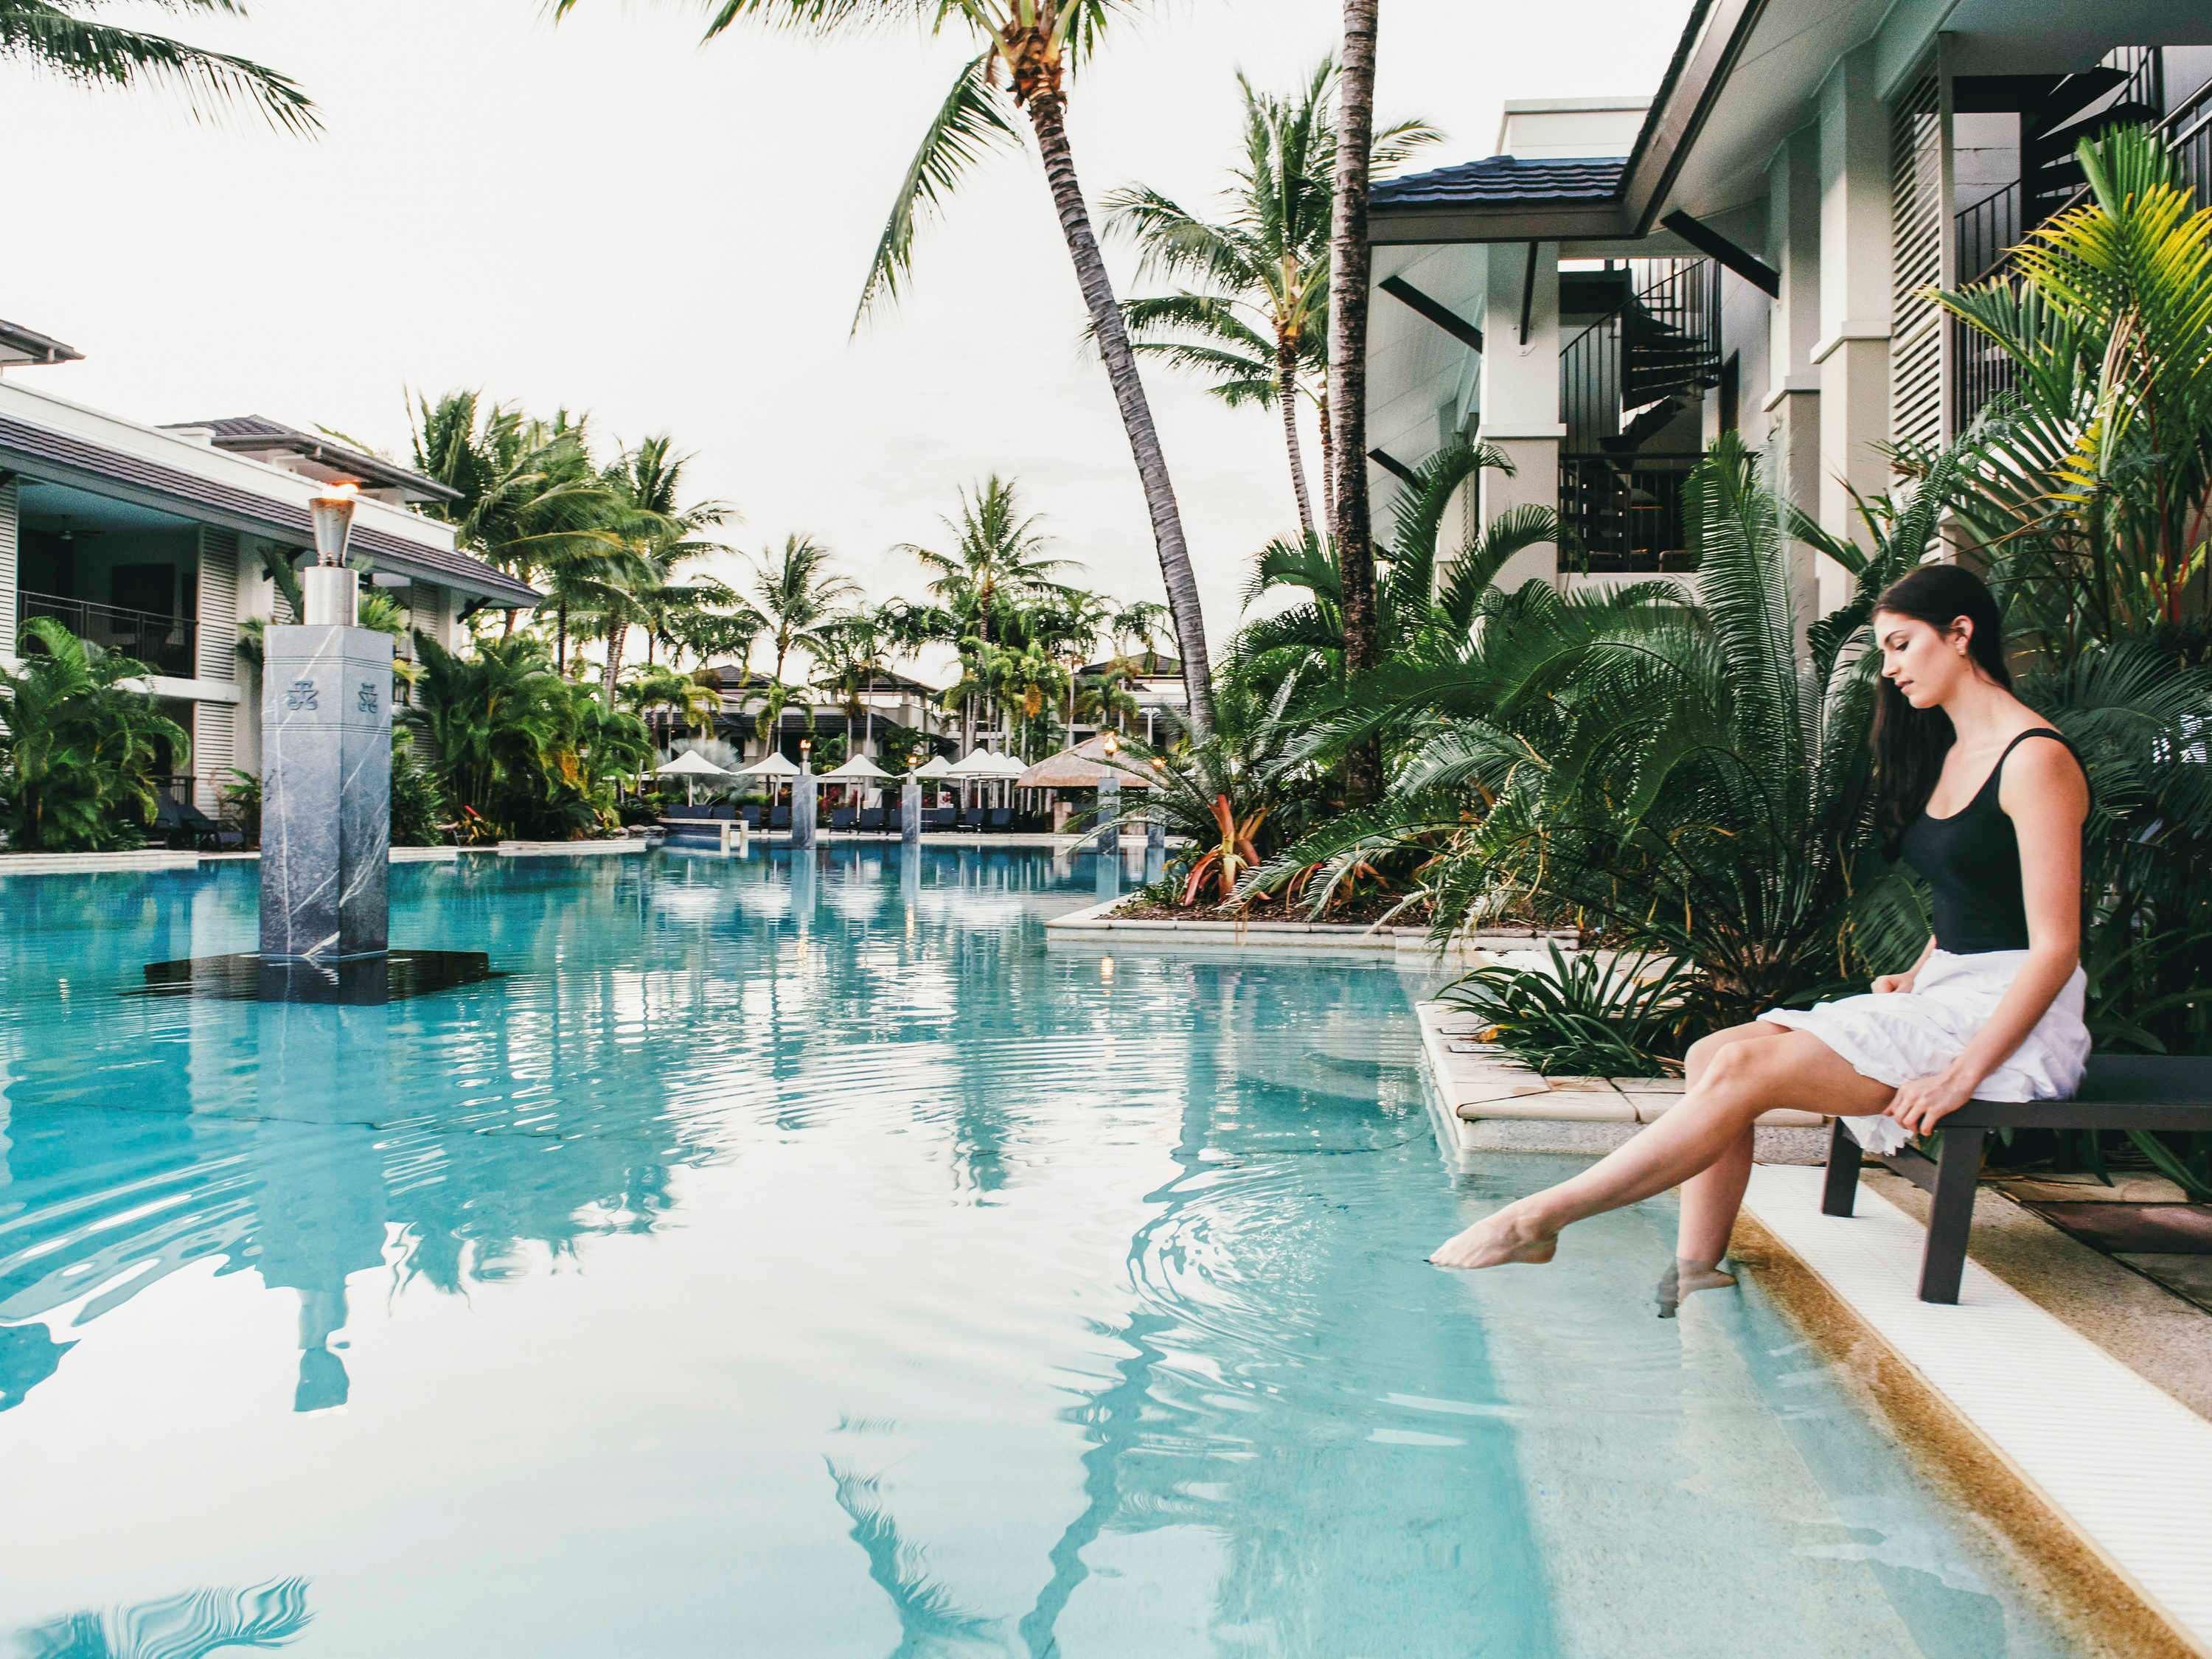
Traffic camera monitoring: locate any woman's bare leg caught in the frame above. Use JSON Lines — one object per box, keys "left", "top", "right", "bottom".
{"left": 1674, "top": 1024, "right": 1783, "bottom": 1267}
{"left": 1432, "top": 1029, "right": 1893, "bottom": 1269}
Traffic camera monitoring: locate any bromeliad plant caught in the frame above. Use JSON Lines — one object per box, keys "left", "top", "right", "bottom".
{"left": 0, "top": 618, "right": 189, "bottom": 852}
{"left": 1441, "top": 945, "right": 1700, "bottom": 1079}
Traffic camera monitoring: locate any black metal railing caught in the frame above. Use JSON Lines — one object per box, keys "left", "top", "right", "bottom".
{"left": 1561, "top": 257, "right": 1719, "bottom": 452}
{"left": 1559, "top": 455, "right": 1702, "bottom": 574}
{"left": 17, "top": 591, "right": 198, "bottom": 677}
{"left": 1955, "top": 180, "right": 2020, "bottom": 284}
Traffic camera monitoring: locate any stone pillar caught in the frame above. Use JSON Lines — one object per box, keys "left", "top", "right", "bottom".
{"left": 1478, "top": 240, "right": 1564, "bottom": 588}
{"left": 790, "top": 765, "right": 817, "bottom": 849}
{"left": 1765, "top": 121, "right": 1826, "bottom": 633}
{"left": 1815, "top": 46, "right": 1893, "bottom": 611}
{"left": 1094, "top": 776, "right": 1119, "bottom": 857}
{"left": 259, "top": 622, "right": 392, "bottom": 961}
{"left": 900, "top": 778, "right": 921, "bottom": 843}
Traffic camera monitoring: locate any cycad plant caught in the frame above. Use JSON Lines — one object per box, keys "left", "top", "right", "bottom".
{"left": 554, "top": 0, "right": 1217, "bottom": 731}
{"left": 1, "top": 618, "right": 190, "bottom": 851}
{"left": 1268, "top": 435, "right": 1960, "bottom": 1020}
{"left": 1106, "top": 61, "right": 1436, "bottom": 535}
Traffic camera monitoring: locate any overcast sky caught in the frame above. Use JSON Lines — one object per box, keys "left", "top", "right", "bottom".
{"left": 6, "top": 0, "right": 1688, "bottom": 671}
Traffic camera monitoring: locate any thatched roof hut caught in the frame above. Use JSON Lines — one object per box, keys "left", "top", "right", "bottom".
{"left": 1015, "top": 734, "right": 1155, "bottom": 791}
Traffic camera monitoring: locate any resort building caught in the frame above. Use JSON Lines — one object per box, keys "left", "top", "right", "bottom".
{"left": 692, "top": 664, "right": 956, "bottom": 765}
{"left": 0, "top": 327, "right": 538, "bottom": 810}
{"left": 1363, "top": 0, "right": 2212, "bottom": 610}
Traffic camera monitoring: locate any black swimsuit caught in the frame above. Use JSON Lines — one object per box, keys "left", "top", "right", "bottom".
{"left": 1898, "top": 728, "right": 2081, "bottom": 954}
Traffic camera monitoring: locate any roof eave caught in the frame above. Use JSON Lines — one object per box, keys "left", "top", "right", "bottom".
{"left": 1371, "top": 198, "right": 1630, "bottom": 246}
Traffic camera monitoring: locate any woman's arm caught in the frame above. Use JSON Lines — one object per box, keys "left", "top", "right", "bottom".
{"left": 1888, "top": 739, "right": 2088, "bottom": 1134}
{"left": 1874, "top": 936, "right": 1937, "bottom": 995}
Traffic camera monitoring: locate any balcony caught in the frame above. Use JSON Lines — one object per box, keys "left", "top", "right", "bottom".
{"left": 17, "top": 591, "right": 198, "bottom": 678}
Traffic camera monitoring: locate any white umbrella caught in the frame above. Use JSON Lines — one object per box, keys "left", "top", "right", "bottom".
{"left": 655, "top": 748, "right": 731, "bottom": 806}
{"left": 945, "top": 749, "right": 1001, "bottom": 778}
{"left": 737, "top": 751, "right": 800, "bottom": 778}
{"left": 820, "top": 755, "right": 891, "bottom": 781}
{"left": 913, "top": 754, "right": 955, "bottom": 779}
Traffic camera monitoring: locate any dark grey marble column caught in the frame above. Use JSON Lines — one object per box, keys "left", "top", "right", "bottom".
{"left": 900, "top": 779, "right": 921, "bottom": 843}
{"left": 1094, "top": 776, "right": 1120, "bottom": 856}
{"left": 260, "top": 624, "right": 392, "bottom": 961}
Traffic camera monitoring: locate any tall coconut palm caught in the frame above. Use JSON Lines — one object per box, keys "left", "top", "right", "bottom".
{"left": 1106, "top": 62, "right": 1436, "bottom": 536}
{"left": 593, "top": 434, "right": 737, "bottom": 698}
{"left": 408, "top": 392, "right": 625, "bottom": 652}
{"left": 811, "top": 609, "right": 895, "bottom": 758}
{"left": 554, "top": 0, "right": 1217, "bottom": 732}
{"left": 1327, "top": 0, "right": 1382, "bottom": 800}
{"left": 899, "top": 475, "right": 1074, "bottom": 641}
{"left": 747, "top": 535, "right": 858, "bottom": 748}
{"left": 1, "top": 0, "right": 315, "bottom": 131}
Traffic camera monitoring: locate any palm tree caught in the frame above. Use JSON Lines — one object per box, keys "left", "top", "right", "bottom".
{"left": 664, "top": 600, "right": 765, "bottom": 674}
{"left": 1327, "top": 0, "right": 1382, "bottom": 799}
{"left": 1106, "top": 62, "right": 1436, "bottom": 536}
{"left": 811, "top": 609, "right": 894, "bottom": 758}
{"left": 408, "top": 392, "right": 626, "bottom": 654}
{"left": 900, "top": 476, "right": 1077, "bottom": 752}
{"left": 552, "top": 0, "right": 1217, "bottom": 731}
{"left": 1, "top": 617, "right": 190, "bottom": 851}
{"left": 593, "top": 434, "right": 737, "bottom": 698}
{"left": 1, "top": 0, "right": 315, "bottom": 131}
{"left": 745, "top": 535, "right": 858, "bottom": 748}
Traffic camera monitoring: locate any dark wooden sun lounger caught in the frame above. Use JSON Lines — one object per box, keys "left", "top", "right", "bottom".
{"left": 1820, "top": 1055, "right": 2212, "bottom": 1303}
{"left": 769, "top": 806, "right": 791, "bottom": 832}
{"left": 858, "top": 807, "right": 886, "bottom": 832}
{"left": 987, "top": 807, "right": 1012, "bottom": 832}
{"left": 830, "top": 807, "right": 855, "bottom": 833}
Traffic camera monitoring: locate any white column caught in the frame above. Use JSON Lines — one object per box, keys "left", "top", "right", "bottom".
{"left": 1813, "top": 46, "right": 1893, "bottom": 611}
{"left": 1477, "top": 240, "right": 1563, "bottom": 588}
{"left": 1765, "top": 122, "right": 1825, "bottom": 632}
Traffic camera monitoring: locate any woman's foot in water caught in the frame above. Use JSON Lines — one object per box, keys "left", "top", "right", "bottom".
{"left": 1430, "top": 1203, "right": 1558, "bottom": 1270}
{"left": 1655, "top": 1257, "right": 1738, "bottom": 1318}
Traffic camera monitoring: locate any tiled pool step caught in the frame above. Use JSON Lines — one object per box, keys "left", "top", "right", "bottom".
{"left": 1744, "top": 1166, "right": 2212, "bottom": 1653}
{"left": 1413, "top": 999, "right": 1826, "bottom": 1135}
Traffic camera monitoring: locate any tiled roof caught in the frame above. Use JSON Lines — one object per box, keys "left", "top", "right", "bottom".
{"left": 1372, "top": 156, "right": 1627, "bottom": 210}
{"left": 0, "top": 414, "right": 539, "bottom": 608}
{"left": 163, "top": 414, "right": 461, "bottom": 503}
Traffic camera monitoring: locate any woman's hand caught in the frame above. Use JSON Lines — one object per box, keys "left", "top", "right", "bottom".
{"left": 1886, "top": 1063, "right": 1978, "bottom": 1136}
{"left": 1871, "top": 972, "right": 1916, "bottom": 995}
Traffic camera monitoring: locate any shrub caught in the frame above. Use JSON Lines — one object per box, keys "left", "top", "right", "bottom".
{"left": 1439, "top": 945, "right": 1699, "bottom": 1078}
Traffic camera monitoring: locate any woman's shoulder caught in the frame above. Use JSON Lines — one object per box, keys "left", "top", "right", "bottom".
{"left": 1997, "top": 723, "right": 2089, "bottom": 806}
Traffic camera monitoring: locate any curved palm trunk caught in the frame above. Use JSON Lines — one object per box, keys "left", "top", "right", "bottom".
{"left": 1278, "top": 335, "right": 1316, "bottom": 538}
{"left": 556, "top": 604, "right": 568, "bottom": 672}
{"left": 1328, "top": 0, "right": 1382, "bottom": 801}
{"left": 1026, "top": 93, "right": 1214, "bottom": 736}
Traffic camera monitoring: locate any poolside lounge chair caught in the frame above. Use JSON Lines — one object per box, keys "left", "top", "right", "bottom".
{"left": 830, "top": 807, "right": 855, "bottom": 834}
{"left": 925, "top": 807, "right": 954, "bottom": 832}
{"left": 987, "top": 808, "right": 1013, "bottom": 832}
{"left": 742, "top": 805, "right": 762, "bottom": 830}
{"left": 769, "top": 806, "right": 791, "bottom": 832}
{"left": 858, "top": 807, "right": 886, "bottom": 833}
{"left": 1820, "top": 1055, "right": 2212, "bottom": 1303}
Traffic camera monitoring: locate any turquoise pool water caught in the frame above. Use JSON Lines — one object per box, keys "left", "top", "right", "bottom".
{"left": 1, "top": 848, "right": 2075, "bottom": 1656}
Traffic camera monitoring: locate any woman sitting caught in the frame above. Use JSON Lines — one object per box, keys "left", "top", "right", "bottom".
{"left": 1430, "top": 565, "right": 2092, "bottom": 1284}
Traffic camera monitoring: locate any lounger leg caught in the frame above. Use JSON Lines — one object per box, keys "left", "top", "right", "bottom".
{"left": 1820, "top": 1118, "right": 1862, "bottom": 1217}
{"left": 1918, "top": 1127, "right": 1986, "bottom": 1304}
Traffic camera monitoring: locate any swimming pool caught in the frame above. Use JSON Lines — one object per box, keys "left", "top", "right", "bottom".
{"left": 0, "top": 848, "right": 2079, "bottom": 1655}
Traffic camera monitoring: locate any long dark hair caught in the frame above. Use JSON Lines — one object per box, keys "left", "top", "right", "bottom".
{"left": 1870, "top": 563, "right": 2010, "bottom": 848}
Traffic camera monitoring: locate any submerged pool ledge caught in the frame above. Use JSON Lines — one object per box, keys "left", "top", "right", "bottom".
{"left": 1743, "top": 1167, "right": 2212, "bottom": 1655}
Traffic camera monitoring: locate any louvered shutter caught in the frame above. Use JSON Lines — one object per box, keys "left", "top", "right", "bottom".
{"left": 1889, "top": 61, "right": 1951, "bottom": 454}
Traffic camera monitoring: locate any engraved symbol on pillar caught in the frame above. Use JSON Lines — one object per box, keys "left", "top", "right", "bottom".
{"left": 283, "top": 679, "right": 319, "bottom": 712}
{"left": 357, "top": 681, "right": 380, "bottom": 716}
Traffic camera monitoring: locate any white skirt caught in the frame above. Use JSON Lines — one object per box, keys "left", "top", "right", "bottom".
{"left": 1756, "top": 949, "right": 2090, "bottom": 1155}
